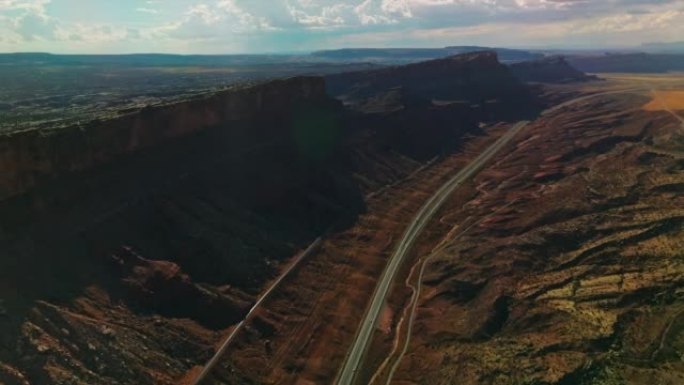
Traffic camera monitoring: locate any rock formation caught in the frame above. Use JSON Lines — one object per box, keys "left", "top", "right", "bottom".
{"left": 326, "top": 51, "right": 539, "bottom": 121}
{"left": 0, "top": 77, "right": 332, "bottom": 201}
{"left": 509, "top": 56, "right": 597, "bottom": 83}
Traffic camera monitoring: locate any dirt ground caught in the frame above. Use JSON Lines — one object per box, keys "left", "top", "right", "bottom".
{"left": 644, "top": 90, "right": 684, "bottom": 112}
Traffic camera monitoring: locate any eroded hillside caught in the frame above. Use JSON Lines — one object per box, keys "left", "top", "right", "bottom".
{"left": 371, "top": 80, "right": 684, "bottom": 385}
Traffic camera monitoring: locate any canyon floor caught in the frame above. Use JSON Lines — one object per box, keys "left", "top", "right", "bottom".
{"left": 204, "top": 74, "right": 684, "bottom": 385}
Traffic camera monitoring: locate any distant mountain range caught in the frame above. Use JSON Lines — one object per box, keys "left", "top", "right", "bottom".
{"left": 641, "top": 41, "right": 684, "bottom": 53}
{"left": 312, "top": 46, "right": 543, "bottom": 63}
{"left": 0, "top": 52, "right": 319, "bottom": 67}
{"left": 0, "top": 47, "right": 540, "bottom": 67}
{"left": 4, "top": 45, "right": 681, "bottom": 72}
{"left": 567, "top": 52, "right": 684, "bottom": 73}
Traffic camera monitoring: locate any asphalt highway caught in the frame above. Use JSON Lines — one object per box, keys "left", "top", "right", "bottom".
{"left": 340, "top": 87, "right": 658, "bottom": 385}
{"left": 335, "top": 120, "right": 530, "bottom": 385}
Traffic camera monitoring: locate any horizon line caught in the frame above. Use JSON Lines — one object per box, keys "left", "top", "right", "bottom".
{"left": 0, "top": 45, "right": 655, "bottom": 57}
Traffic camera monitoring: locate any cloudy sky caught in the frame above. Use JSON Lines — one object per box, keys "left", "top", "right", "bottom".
{"left": 1, "top": 0, "right": 683, "bottom": 54}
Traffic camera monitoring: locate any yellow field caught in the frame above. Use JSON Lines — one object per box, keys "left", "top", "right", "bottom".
{"left": 643, "top": 90, "right": 684, "bottom": 112}
{"left": 598, "top": 72, "right": 684, "bottom": 82}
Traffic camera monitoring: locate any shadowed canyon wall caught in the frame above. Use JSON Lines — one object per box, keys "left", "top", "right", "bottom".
{"left": 0, "top": 77, "right": 330, "bottom": 201}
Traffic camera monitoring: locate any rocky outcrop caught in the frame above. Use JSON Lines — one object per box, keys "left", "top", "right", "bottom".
{"left": 326, "top": 51, "right": 539, "bottom": 121}
{"left": 323, "top": 51, "right": 541, "bottom": 175}
{"left": 112, "top": 246, "right": 250, "bottom": 329}
{"left": 0, "top": 75, "right": 360, "bottom": 290}
{"left": 509, "top": 56, "right": 597, "bottom": 83}
{"left": 0, "top": 77, "right": 330, "bottom": 201}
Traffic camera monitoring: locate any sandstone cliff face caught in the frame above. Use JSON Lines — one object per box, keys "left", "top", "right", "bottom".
{"left": 0, "top": 76, "right": 328, "bottom": 201}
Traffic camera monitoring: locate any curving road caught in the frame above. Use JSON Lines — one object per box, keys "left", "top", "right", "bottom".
{"left": 335, "top": 120, "right": 530, "bottom": 385}
{"left": 336, "top": 88, "right": 639, "bottom": 385}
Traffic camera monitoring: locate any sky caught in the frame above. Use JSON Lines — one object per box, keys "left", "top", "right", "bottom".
{"left": 1, "top": 0, "right": 683, "bottom": 54}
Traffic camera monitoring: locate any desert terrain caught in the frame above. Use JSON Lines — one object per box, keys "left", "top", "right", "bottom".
{"left": 1, "top": 52, "right": 683, "bottom": 385}
{"left": 202, "top": 74, "right": 684, "bottom": 385}
{"left": 0, "top": 51, "right": 533, "bottom": 385}
{"left": 363, "top": 75, "right": 684, "bottom": 385}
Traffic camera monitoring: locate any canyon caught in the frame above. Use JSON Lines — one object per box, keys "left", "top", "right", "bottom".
{"left": 0, "top": 51, "right": 682, "bottom": 385}
{"left": 0, "top": 51, "right": 525, "bottom": 385}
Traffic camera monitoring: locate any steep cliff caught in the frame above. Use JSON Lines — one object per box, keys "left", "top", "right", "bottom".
{"left": 324, "top": 51, "right": 540, "bottom": 181}
{"left": 0, "top": 77, "right": 330, "bottom": 201}
{"left": 509, "top": 56, "right": 597, "bottom": 83}
{"left": 0, "top": 76, "right": 367, "bottom": 384}
{"left": 325, "top": 51, "right": 539, "bottom": 120}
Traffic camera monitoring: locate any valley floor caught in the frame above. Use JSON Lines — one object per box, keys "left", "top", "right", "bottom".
{"left": 211, "top": 75, "right": 684, "bottom": 385}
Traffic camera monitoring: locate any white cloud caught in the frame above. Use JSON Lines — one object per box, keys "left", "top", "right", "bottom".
{"left": 152, "top": 1, "right": 276, "bottom": 42}
{"left": 1, "top": 0, "right": 143, "bottom": 47}
{"left": 574, "top": 9, "right": 682, "bottom": 34}
{"left": 12, "top": 11, "right": 54, "bottom": 40}
{"left": 2, "top": 0, "right": 684, "bottom": 53}
{"left": 0, "top": 0, "right": 50, "bottom": 14}
{"left": 216, "top": 0, "right": 274, "bottom": 28}
{"left": 136, "top": 7, "right": 159, "bottom": 15}
{"left": 382, "top": 0, "right": 412, "bottom": 17}
{"left": 1, "top": 0, "right": 54, "bottom": 41}
{"left": 287, "top": 2, "right": 354, "bottom": 27}
{"left": 323, "top": 3, "right": 684, "bottom": 49}
{"left": 53, "top": 23, "right": 129, "bottom": 43}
